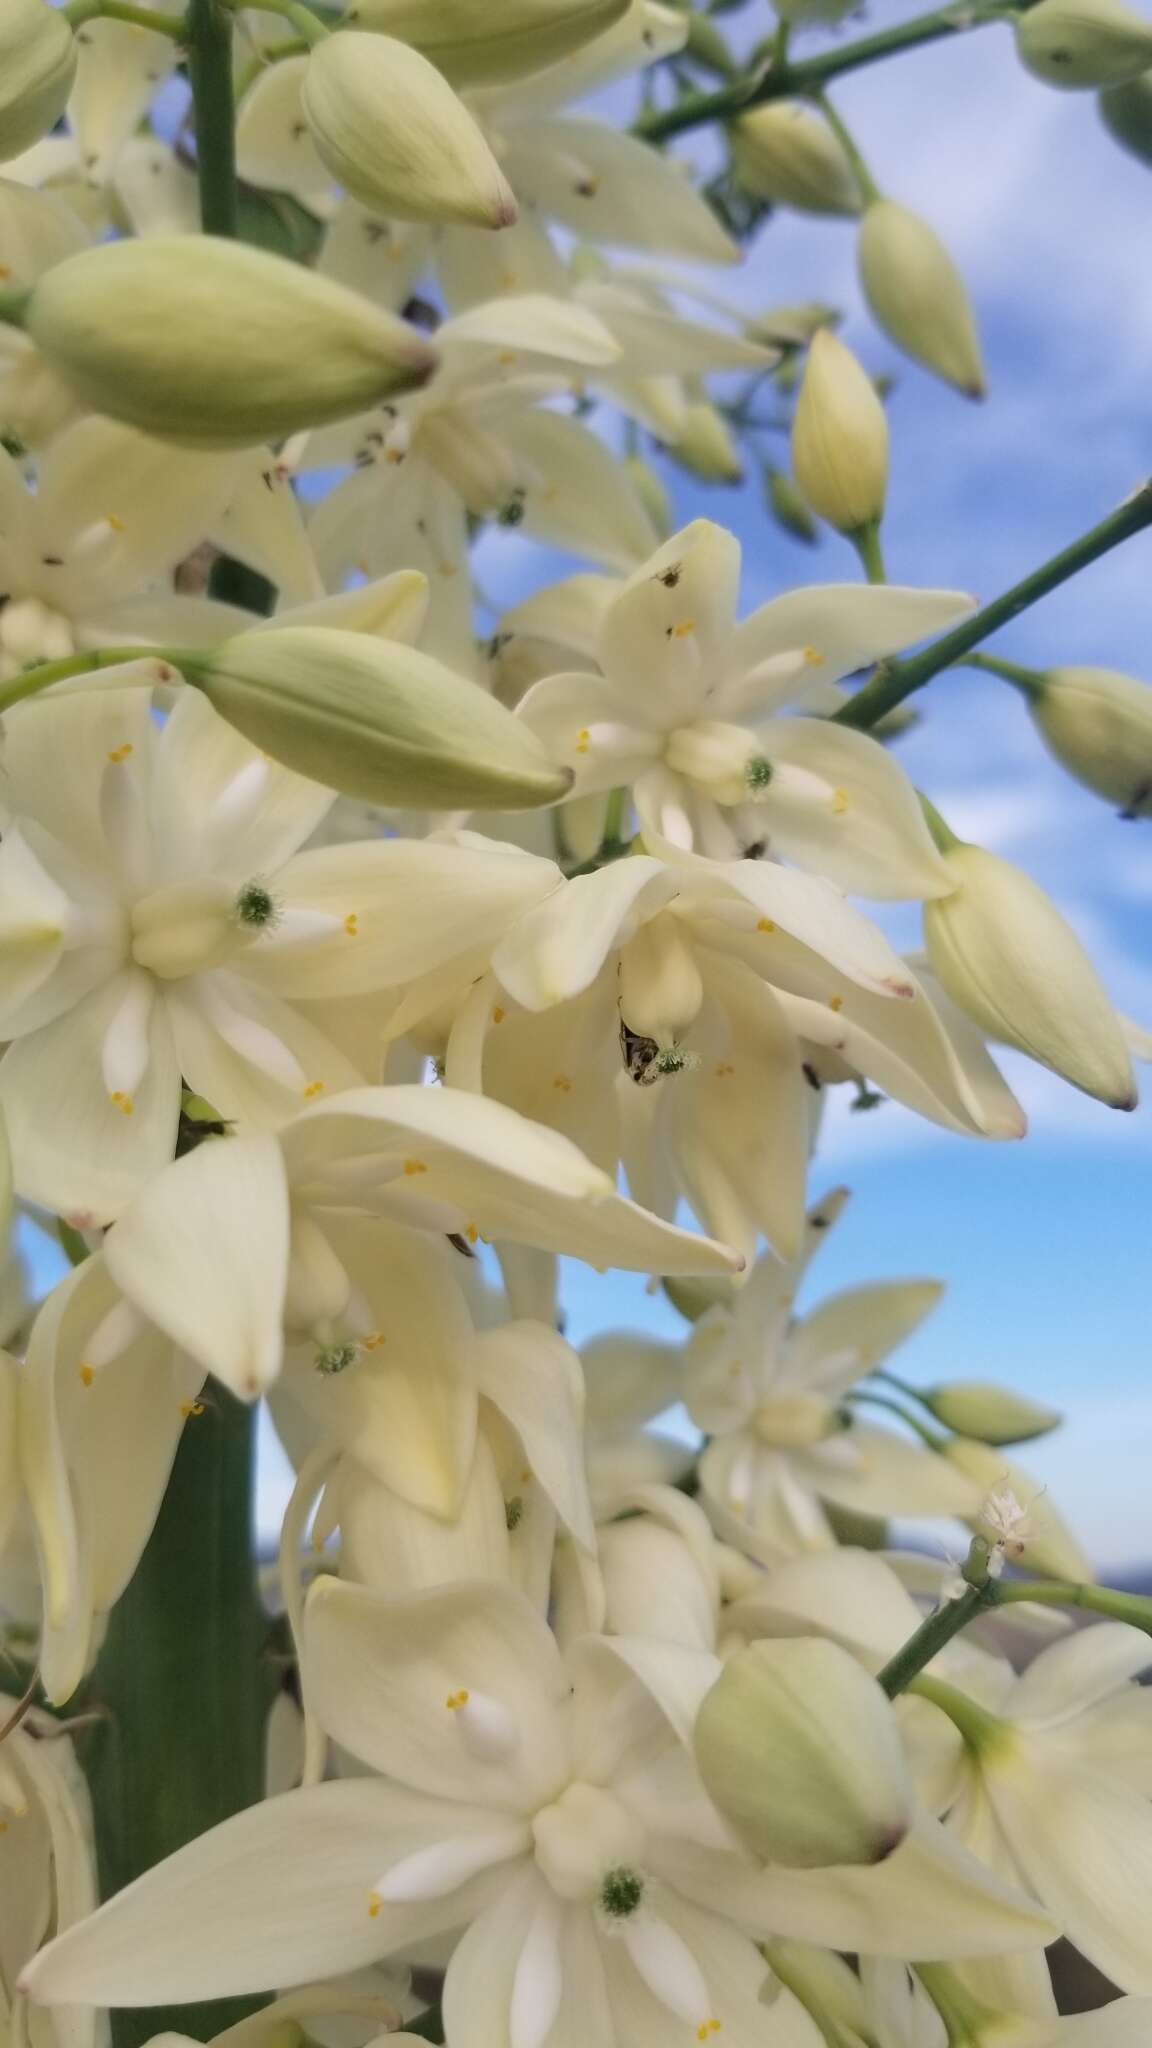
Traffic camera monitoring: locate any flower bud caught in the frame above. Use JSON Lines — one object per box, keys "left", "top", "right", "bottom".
{"left": 858, "top": 199, "right": 985, "bottom": 398}
{"left": 1099, "top": 69, "right": 1152, "bottom": 160}
{"left": 923, "top": 842, "right": 1137, "bottom": 1108}
{"left": 791, "top": 328, "right": 888, "bottom": 535}
{"left": 301, "top": 34, "right": 517, "bottom": 227}
{"left": 0, "top": 0, "right": 77, "bottom": 164}
{"left": 764, "top": 464, "right": 819, "bottom": 544}
{"left": 731, "top": 102, "right": 863, "bottom": 217}
{"left": 342, "top": 0, "right": 629, "bottom": 85}
{"left": 1026, "top": 664, "right": 1152, "bottom": 815}
{"left": 920, "top": 1380, "right": 1063, "bottom": 1446}
{"left": 694, "top": 1638, "right": 913, "bottom": 1868}
{"left": 181, "top": 627, "right": 573, "bottom": 810}
{"left": 24, "top": 236, "right": 438, "bottom": 450}
{"left": 1016, "top": 0, "right": 1152, "bottom": 85}
{"left": 942, "top": 1438, "right": 1094, "bottom": 1581}
{"left": 667, "top": 399, "right": 743, "bottom": 482}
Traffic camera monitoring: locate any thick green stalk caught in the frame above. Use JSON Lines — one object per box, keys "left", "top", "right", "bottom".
{"left": 81, "top": 1394, "right": 272, "bottom": 2048}
{"left": 961, "top": 650, "right": 1048, "bottom": 699}
{"left": 835, "top": 479, "right": 1152, "bottom": 730}
{"left": 875, "top": 1541, "right": 996, "bottom": 1698}
{"left": 636, "top": 2, "right": 1009, "bottom": 144}
{"left": 187, "top": 0, "right": 240, "bottom": 237}
{"left": 0, "top": 647, "right": 169, "bottom": 712}
{"left": 992, "top": 1578, "right": 1152, "bottom": 1633}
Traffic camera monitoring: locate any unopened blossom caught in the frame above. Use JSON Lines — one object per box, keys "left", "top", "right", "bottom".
{"left": 517, "top": 520, "right": 974, "bottom": 883}
{"left": 21, "top": 1579, "right": 1051, "bottom": 2042}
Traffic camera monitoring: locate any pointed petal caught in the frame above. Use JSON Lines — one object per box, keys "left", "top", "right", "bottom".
{"left": 474, "top": 1320, "right": 594, "bottom": 1550}
{"left": 723, "top": 586, "right": 976, "bottom": 715}
{"left": 756, "top": 719, "right": 954, "bottom": 901}
{"left": 502, "top": 117, "right": 738, "bottom": 264}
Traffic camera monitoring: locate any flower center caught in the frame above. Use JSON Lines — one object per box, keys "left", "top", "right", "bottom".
{"left": 752, "top": 1392, "right": 835, "bottom": 1447}
{"left": 532, "top": 1783, "right": 646, "bottom": 1902}
{"left": 599, "top": 1866, "right": 645, "bottom": 1919}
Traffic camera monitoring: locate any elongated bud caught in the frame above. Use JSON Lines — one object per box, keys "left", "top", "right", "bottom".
{"left": 694, "top": 1638, "right": 913, "bottom": 1868}
{"left": 668, "top": 400, "right": 742, "bottom": 482}
{"left": 765, "top": 465, "right": 819, "bottom": 544}
{"left": 341, "top": 0, "right": 629, "bottom": 85}
{"left": 180, "top": 628, "right": 574, "bottom": 810}
{"left": 858, "top": 199, "right": 985, "bottom": 398}
{"left": 1026, "top": 664, "right": 1152, "bottom": 815}
{"left": 920, "top": 1380, "right": 1063, "bottom": 1446}
{"left": 623, "top": 455, "right": 672, "bottom": 537}
{"left": 923, "top": 841, "right": 1137, "bottom": 1108}
{"left": 301, "top": 34, "right": 517, "bottom": 227}
{"left": 24, "top": 237, "right": 438, "bottom": 450}
{"left": 1016, "top": 0, "right": 1152, "bottom": 85}
{"left": 791, "top": 328, "right": 888, "bottom": 534}
{"left": 0, "top": 0, "right": 77, "bottom": 163}
{"left": 1099, "top": 70, "right": 1152, "bottom": 160}
{"left": 731, "top": 102, "right": 863, "bottom": 217}
{"left": 942, "top": 1437, "right": 1095, "bottom": 1581}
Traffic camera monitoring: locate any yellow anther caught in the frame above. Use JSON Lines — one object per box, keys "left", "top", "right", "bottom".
{"left": 385, "top": 447, "right": 404, "bottom": 464}
{"left": 106, "top": 743, "right": 134, "bottom": 764}
{"left": 343, "top": 912, "right": 359, "bottom": 936}
{"left": 106, "top": 512, "right": 126, "bottom": 533}
{"left": 0, "top": 1818, "right": 8, "bottom": 1831}
{"left": 671, "top": 619, "right": 696, "bottom": 638}
{"left": 697, "top": 2022, "right": 722, "bottom": 2041}
{"left": 714, "top": 1062, "right": 735, "bottom": 1078}
{"left": 828, "top": 995, "right": 844, "bottom": 1013}
{"left": 575, "top": 727, "right": 591, "bottom": 756}
{"left": 445, "top": 1689, "right": 470, "bottom": 1711}
{"left": 552, "top": 1074, "right": 573, "bottom": 1093}
{"left": 361, "top": 1332, "right": 386, "bottom": 1350}
{"left": 403, "top": 1157, "right": 427, "bottom": 1175}
{"left": 756, "top": 918, "right": 776, "bottom": 933}
{"left": 803, "top": 645, "right": 822, "bottom": 665}
{"left": 78, "top": 1363, "right": 94, "bottom": 1388}
{"left": 499, "top": 350, "right": 516, "bottom": 365}
{"left": 367, "top": 1892, "right": 382, "bottom": 1918}
{"left": 303, "top": 1080, "right": 325, "bottom": 1098}
{"left": 110, "top": 1090, "right": 134, "bottom": 1115}
{"left": 179, "top": 1400, "right": 206, "bottom": 1418}
{"left": 831, "top": 788, "right": 849, "bottom": 816}
{"left": 519, "top": 1468, "right": 532, "bottom": 1484}
{"left": 491, "top": 1005, "right": 506, "bottom": 1024}
{"left": 465, "top": 1223, "right": 479, "bottom": 1244}
{"left": 500, "top": 271, "right": 519, "bottom": 288}
{"left": 0, "top": 266, "right": 9, "bottom": 281}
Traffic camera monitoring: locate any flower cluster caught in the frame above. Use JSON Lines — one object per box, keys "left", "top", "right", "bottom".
{"left": 1, "top": 1, "right": 1152, "bottom": 2045}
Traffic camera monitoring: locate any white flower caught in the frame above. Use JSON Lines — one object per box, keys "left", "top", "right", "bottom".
{"left": 0, "top": 1694, "right": 101, "bottom": 2048}
{"left": 517, "top": 519, "right": 974, "bottom": 888}
{"left": 21, "top": 1579, "right": 1052, "bottom": 2040}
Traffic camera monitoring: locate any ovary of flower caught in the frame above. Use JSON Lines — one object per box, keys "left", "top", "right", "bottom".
{"left": 516, "top": 518, "right": 974, "bottom": 897}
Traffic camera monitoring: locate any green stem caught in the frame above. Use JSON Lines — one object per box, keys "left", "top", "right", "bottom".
{"left": 187, "top": 0, "right": 240, "bottom": 237}
{"left": 80, "top": 1394, "right": 273, "bottom": 2048}
{"left": 65, "top": 0, "right": 186, "bottom": 30}
{"left": 846, "top": 1388, "right": 945, "bottom": 1451}
{"left": 223, "top": 0, "right": 329, "bottom": 41}
{"left": 814, "top": 91, "right": 883, "bottom": 206}
{"left": 961, "top": 651, "right": 1048, "bottom": 700}
{"left": 876, "top": 1545, "right": 995, "bottom": 1698}
{"left": 992, "top": 1578, "right": 1152, "bottom": 1634}
{"left": 849, "top": 519, "right": 887, "bottom": 585}
{"left": 635, "top": 1, "right": 1012, "bottom": 143}
{"left": 907, "top": 1674, "right": 1007, "bottom": 1755}
{"left": 0, "top": 646, "right": 177, "bottom": 712}
{"left": 836, "top": 479, "right": 1152, "bottom": 730}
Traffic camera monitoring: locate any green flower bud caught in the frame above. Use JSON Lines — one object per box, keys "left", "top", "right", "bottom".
{"left": 667, "top": 399, "right": 743, "bottom": 482}
{"left": 340, "top": 0, "right": 629, "bottom": 86}
{"left": 746, "top": 302, "right": 839, "bottom": 349}
{"left": 180, "top": 627, "right": 574, "bottom": 810}
{"left": 693, "top": 1638, "right": 913, "bottom": 1869}
{"left": 732, "top": 102, "right": 863, "bottom": 218}
{"left": 1099, "top": 68, "right": 1152, "bottom": 159}
{"left": 791, "top": 328, "right": 888, "bottom": 534}
{"left": 858, "top": 199, "right": 985, "bottom": 399}
{"left": 301, "top": 34, "right": 517, "bottom": 227}
{"left": 1016, "top": 0, "right": 1152, "bottom": 85}
{"left": 0, "top": 0, "right": 77, "bottom": 164}
{"left": 1027, "top": 664, "right": 1152, "bottom": 816}
{"left": 923, "top": 842, "right": 1137, "bottom": 1108}
{"left": 764, "top": 464, "right": 819, "bottom": 544}
{"left": 920, "top": 1380, "right": 1063, "bottom": 1446}
{"left": 661, "top": 1273, "right": 739, "bottom": 1321}
{"left": 684, "top": 12, "right": 738, "bottom": 77}
{"left": 623, "top": 454, "right": 672, "bottom": 537}
{"left": 24, "top": 237, "right": 438, "bottom": 450}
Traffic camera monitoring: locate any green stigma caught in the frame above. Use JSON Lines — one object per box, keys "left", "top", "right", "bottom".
{"left": 505, "top": 1495, "right": 524, "bottom": 1532}
{"left": 652, "top": 1046, "right": 696, "bottom": 1077}
{"left": 599, "top": 1867, "right": 644, "bottom": 1919}
{"left": 234, "top": 880, "right": 278, "bottom": 929}
{"left": 744, "top": 756, "right": 774, "bottom": 793}
{"left": 315, "top": 1342, "right": 357, "bottom": 1377}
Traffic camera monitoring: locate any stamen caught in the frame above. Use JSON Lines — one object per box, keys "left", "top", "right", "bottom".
{"left": 402, "top": 1158, "right": 427, "bottom": 1175}
{"left": 303, "top": 1080, "right": 325, "bottom": 1098}
{"left": 552, "top": 1074, "right": 573, "bottom": 1093}
{"left": 445, "top": 1690, "right": 470, "bottom": 1711}
{"left": 491, "top": 1005, "right": 506, "bottom": 1023}
{"left": 343, "top": 913, "right": 359, "bottom": 936}
{"left": 106, "top": 743, "right": 134, "bottom": 764}
{"left": 756, "top": 917, "right": 776, "bottom": 933}
{"left": 179, "top": 1399, "right": 206, "bottom": 1417}
{"left": 575, "top": 729, "right": 591, "bottom": 756}
{"left": 831, "top": 788, "right": 849, "bottom": 815}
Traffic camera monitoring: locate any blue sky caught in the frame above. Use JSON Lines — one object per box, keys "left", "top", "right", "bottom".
{"left": 459, "top": 11, "right": 1152, "bottom": 1569}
